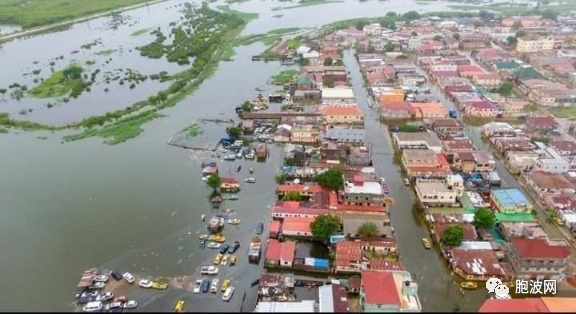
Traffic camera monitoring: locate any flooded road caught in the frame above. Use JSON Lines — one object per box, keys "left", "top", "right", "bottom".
{"left": 0, "top": 0, "right": 487, "bottom": 311}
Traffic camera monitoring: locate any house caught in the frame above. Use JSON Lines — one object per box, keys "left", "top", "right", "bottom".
{"left": 340, "top": 175, "right": 386, "bottom": 207}
{"left": 320, "top": 105, "right": 364, "bottom": 125}
{"left": 291, "top": 125, "right": 320, "bottom": 144}
{"left": 277, "top": 184, "right": 323, "bottom": 198}
{"left": 490, "top": 188, "right": 533, "bottom": 213}
{"left": 494, "top": 138, "right": 535, "bottom": 156}
{"left": 507, "top": 237, "right": 571, "bottom": 280}
{"left": 265, "top": 239, "right": 281, "bottom": 267}
{"left": 341, "top": 213, "right": 393, "bottom": 239}
{"left": 431, "top": 118, "right": 464, "bottom": 138}
{"left": 410, "top": 102, "right": 449, "bottom": 119}
{"left": 550, "top": 140, "right": 576, "bottom": 156}
{"left": 393, "top": 132, "right": 443, "bottom": 153}
{"left": 437, "top": 76, "right": 473, "bottom": 93}
{"left": 516, "top": 36, "right": 555, "bottom": 53}
{"left": 318, "top": 284, "right": 349, "bottom": 312}
{"left": 526, "top": 116, "right": 559, "bottom": 134}
{"left": 293, "top": 89, "right": 322, "bottom": 102}
{"left": 321, "top": 87, "right": 356, "bottom": 104}
{"left": 498, "top": 221, "right": 548, "bottom": 241}
{"left": 272, "top": 205, "right": 331, "bottom": 219}
{"left": 450, "top": 248, "right": 513, "bottom": 281}
{"left": 453, "top": 151, "right": 496, "bottom": 173}
{"left": 478, "top": 298, "right": 549, "bottom": 312}
{"left": 359, "top": 271, "right": 422, "bottom": 312}
{"left": 458, "top": 32, "right": 489, "bottom": 49}
{"left": 274, "top": 125, "right": 292, "bottom": 143}
{"left": 525, "top": 172, "right": 575, "bottom": 196}
{"left": 349, "top": 146, "right": 372, "bottom": 166}
{"left": 402, "top": 150, "right": 452, "bottom": 178}
{"left": 379, "top": 101, "right": 413, "bottom": 119}
{"left": 432, "top": 223, "right": 477, "bottom": 241}
{"left": 220, "top": 177, "right": 240, "bottom": 192}
{"left": 463, "top": 101, "right": 498, "bottom": 117}
{"left": 296, "top": 76, "right": 316, "bottom": 90}
{"left": 457, "top": 65, "right": 485, "bottom": 78}
{"left": 502, "top": 99, "right": 529, "bottom": 117}
{"left": 269, "top": 220, "right": 281, "bottom": 239}
{"left": 473, "top": 73, "right": 502, "bottom": 88}
{"left": 506, "top": 151, "right": 541, "bottom": 174}
{"left": 535, "top": 147, "right": 570, "bottom": 174}
{"left": 379, "top": 88, "right": 405, "bottom": 102}
{"left": 362, "top": 238, "right": 398, "bottom": 254}
{"left": 414, "top": 176, "right": 464, "bottom": 206}
{"left": 281, "top": 217, "right": 315, "bottom": 238}
{"left": 279, "top": 240, "right": 296, "bottom": 267}
{"left": 324, "top": 127, "right": 365, "bottom": 145}
{"left": 255, "top": 300, "right": 316, "bottom": 313}
{"left": 334, "top": 241, "right": 365, "bottom": 273}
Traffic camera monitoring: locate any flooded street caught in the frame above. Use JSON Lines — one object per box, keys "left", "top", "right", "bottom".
{"left": 0, "top": 0, "right": 487, "bottom": 311}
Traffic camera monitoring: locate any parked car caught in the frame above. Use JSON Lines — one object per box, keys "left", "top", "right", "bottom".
{"left": 104, "top": 302, "right": 124, "bottom": 311}
{"left": 82, "top": 301, "right": 103, "bottom": 312}
{"left": 123, "top": 300, "right": 138, "bottom": 309}
{"left": 193, "top": 280, "right": 203, "bottom": 294}
{"left": 229, "top": 255, "right": 237, "bottom": 266}
{"left": 221, "top": 279, "right": 231, "bottom": 292}
{"left": 222, "top": 287, "right": 235, "bottom": 301}
{"left": 256, "top": 222, "right": 264, "bottom": 234}
{"left": 174, "top": 300, "right": 185, "bottom": 313}
{"left": 76, "top": 296, "right": 97, "bottom": 305}
{"left": 201, "top": 279, "right": 210, "bottom": 293}
{"left": 111, "top": 270, "right": 123, "bottom": 281}
{"left": 80, "top": 290, "right": 100, "bottom": 298}
{"left": 96, "top": 292, "right": 114, "bottom": 302}
{"left": 214, "top": 253, "right": 223, "bottom": 265}
{"left": 94, "top": 275, "right": 109, "bottom": 282}
{"left": 229, "top": 241, "right": 240, "bottom": 254}
{"left": 88, "top": 282, "right": 106, "bottom": 290}
{"left": 138, "top": 279, "right": 153, "bottom": 289}
{"left": 210, "top": 279, "right": 220, "bottom": 293}
{"left": 123, "top": 272, "right": 135, "bottom": 284}
{"left": 200, "top": 266, "right": 219, "bottom": 275}
{"left": 220, "top": 244, "right": 230, "bottom": 255}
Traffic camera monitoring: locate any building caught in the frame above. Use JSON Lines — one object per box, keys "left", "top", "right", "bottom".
{"left": 318, "top": 284, "right": 348, "bottom": 312}
{"left": 220, "top": 177, "right": 240, "bottom": 192}
{"left": 360, "top": 271, "right": 421, "bottom": 312}
{"left": 401, "top": 149, "right": 439, "bottom": 168}
{"left": 490, "top": 188, "right": 533, "bottom": 213}
{"left": 507, "top": 237, "right": 571, "bottom": 280}
{"left": 498, "top": 221, "right": 548, "bottom": 241}
{"left": 324, "top": 127, "right": 365, "bottom": 145}
{"left": 535, "top": 147, "right": 570, "bottom": 174}
{"left": 526, "top": 116, "right": 559, "bottom": 134}
{"left": 481, "top": 122, "right": 517, "bottom": 137}
{"left": 414, "top": 176, "right": 464, "bottom": 206}
{"left": 431, "top": 118, "right": 464, "bottom": 138}
{"left": 340, "top": 175, "right": 385, "bottom": 207}
{"left": 506, "top": 151, "right": 540, "bottom": 174}
{"left": 281, "top": 217, "right": 315, "bottom": 239}
{"left": 379, "top": 88, "right": 406, "bottom": 102}
{"left": 379, "top": 101, "right": 413, "bottom": 119}
{"left": 550, "top": 140, "right": 576, "bottom": 156}
{"left": 255, "top": 300, "right": 317, "bottom": 312}
{"left": 320, "top": 105, "right": 364, "bottom": 125}
{"left": 393, "top": 132, "right": 443, "bottom": 153}
{"left": 333, "top": 241, "right": 365, "bottom": 273}
{"left": 516, "top": 36, "right": 555, "bottom": 53}
{"left": 265, "top": 239, "right": 296, "bottom": 268}
{"left": 478, "top": 298, "right": 549, "bottom": 312}
{"left": 463, "top": 101, "right": 498, "bottom": 117}
{"left": 349, "top": 146, "right": 372, "bottom": 166}
{"left": 291, "top": 125, "right": 320, "bottom": 144}
{"left": 410, "top": 102, "right": 449, "bottom": 119}
{"left": 450, "top": 248, "right": 513, "bottom": 281}
{"left": 321, "top": 87, "right": 355, "bottom": 104}
{"left": 453, "top": 151, "right": 496, "bottom": 173}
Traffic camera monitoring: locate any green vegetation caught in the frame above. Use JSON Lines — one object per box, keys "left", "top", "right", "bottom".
{"left": 549, "top": 106, "right": 576, "bottom": 119}
{"left": 357, "top": 222, "right": 380, "bottom": 239}
{"left": 497, "top": 80, "right": 514, "bottom": 97}
{"left": 63, "top": 111, "right": 164, "bottom": 145}
{"left": 473, "top": 208, "right": 496, "bottom": 229}
{"left": 275, "top": 173, "right": 288, "bottom": 184}
{"left": 180, "top": 123, "right": 203, "bottom": 138}
{"left": 283, "top": 191, "right": 303, "bottom": 201}
{"left": 130, "top": 27, "right": 151, "bottom": 37}
{"left": 95, "top": 49, "right": 117, "bottom": 56}
{"left": 272, "top": 14, "right": 284, "bottom": 18}
{"left": 315, "top": 167, "right": 344, "bottom": 192}
{"left": 271, "top": 69, "right": 298, "bottom": 85}
{"left": 311, "top": 214, "right": 341, "bottom": 241}
{"left": 400, "top": 124, "right": 419, "bottom": 132}
{"left": 29, "top": 64, "right": 86, "bottom": 98}
{"left": 272, "top": 0, "right": 344, "bottom": 11}
{"left": 235, "top": 27, "right": 301, "bottom": 47}
{"left": 206, "top": 173, "right": 222, "bottom": 191}
{"left": 447, "top": 4, "right": 567, "bottom": 17}
{"left": 242, "top": 101, "right": 254, "bottom": 112}
{"left": 227, "top": 126, "right": 242, "bottom": 138}
{"left": 442, "top": 225, "right": 464, "bottom": 247}
{"left": 0, "top": 128, "right": 8, "bottom": 134}
{"left": 0, "top": 0, "right": 154, "bottom": 29}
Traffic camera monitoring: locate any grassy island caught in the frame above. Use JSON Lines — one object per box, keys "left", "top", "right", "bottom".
{"left": 29, "top": 64, "right": 86, "bottom": 98}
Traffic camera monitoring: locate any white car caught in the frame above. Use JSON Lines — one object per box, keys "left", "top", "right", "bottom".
{"left": 210, "top": 279, "right": 220, "bottom": 293}
{"left": 123, "top": 272, "right": 135, "bottom": 284}
{"left": 138, "top": 279, "right": 153, "bottom": 288}
{"left": 222, "top": 286, "right": 234, "bottom": 301}
{"left": 200, "top": 266, "right": 219, "bottom": 275}
{"left": 105, "top": 302, "right": 123, "bottom": 311}
{"left": 123, "top": 300, "right": 138, "bottom": 309}
{"left": 82, "top": 301, "right": 103, "bottom": 312}
{"left": 96, "top": 292, "right": 114, "bottom": 302}
{"left": 193, "top": 279, "right": 203, "bottom": 294}
{"left": 94, "top": 275, "right": 109, "bottom": 282}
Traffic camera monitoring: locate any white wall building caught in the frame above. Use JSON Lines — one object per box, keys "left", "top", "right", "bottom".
{"left": 536, "top": 147, "right": 570, "bottom": 174}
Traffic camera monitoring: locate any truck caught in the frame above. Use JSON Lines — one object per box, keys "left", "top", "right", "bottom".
{"left": 248, "top": 236, "right": 262, "bottom": 263}
{"left": 449, "top": 109, "right": 458, "bottom": 119}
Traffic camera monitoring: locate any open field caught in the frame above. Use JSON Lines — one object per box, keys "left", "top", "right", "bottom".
{"left": 549, "top": 106, "right": 576, "bottom": 120}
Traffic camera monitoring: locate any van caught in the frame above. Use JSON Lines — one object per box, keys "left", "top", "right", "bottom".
{"left": 222, "top": 286, "right": 235, "bottom": 301}
{"left": 82, "top": 301, "right": 103, "bottom": 312}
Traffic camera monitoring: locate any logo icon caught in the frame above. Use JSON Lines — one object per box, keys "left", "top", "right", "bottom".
{"left": 486, "top": 278, "right": 502, "bottom": 293}
{"left": 494, "top": 284, "right": 510, "bottom": 299}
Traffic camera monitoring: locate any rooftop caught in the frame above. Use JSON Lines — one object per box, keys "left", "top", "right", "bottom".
{"left": 255, "top": 300, "right": 317, "bottom": 312}
{"left": 491, "top": 188, "right": 531, "bottom": 209}
{"left": 451, "top": 249, "right": 509, "bottom": 276}
{"left": 282, "top": 217, "right": 315, "bottom": 234}
{"left": 334, "top": 241, "right": 362, "bottom": 267}
{"left": 320, "top": 105, "right": 362, "bottom": 116}
{"left": 394, "top": 132, "right": 443, "bottom": 147}
{"left": 403, "top": 149, "right": 438, "bottom": 161}
{"left": 321, "top": 88, "right": 355, "bottom": 99}
{"left": 361, "top": 271, "right": 400, "bottom": 305}
{"left": 511, "top": 237, "right": 571, "bottom": 260}
{"left": 415, "top": 180, "right": 453, "bottom": 194}
{"left": 344, "top": 180, "right": 383, "bottom": 195}
{"left": 318, "top": 284, "right": 348, "bottom": 313}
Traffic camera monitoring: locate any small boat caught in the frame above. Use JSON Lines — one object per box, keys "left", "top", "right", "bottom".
{"left": 207, "top": 242, "right": 221, "bottom": 249}
{"left": 227, "top": 194, "right": 239, "bottom": 201}
{"left": 221, "top": 148, "right": 229, "bottom": 153}
{"left": 228, "top": 218, "right": 241, "bottom": 225}
{"left": 422, "top": 238, "right": 431, "bottom": 249}
{"left": 224, "top": 154, "right": 236, "bottom": 161}
{"left": 200, "top": 240, "right": 206, "bottom": 249}
{"left": 235, "top": 165, "right": 241, "bottom": 172}
{"left": 249, "top": 167, "right": 254, "bottom": 174}
{"left": 199, "top": 234, "right": 209, "bottom": 240}
{"left": 460, "top": 282, "right": 478, "bottom": 290}
{"left": 208, "top": 234, "right": 226, "bottom": 243}
{"left": 236, "top": 152, "right": 243, "bottom": 159}
{"left": 211, "top": 152, "right": 220, "bottom": 158}
{"left": 201, "top": 214, "right": 206, "bottom": 222}
{"left": 245, "top": 177, "right": 256, "bottom": 183}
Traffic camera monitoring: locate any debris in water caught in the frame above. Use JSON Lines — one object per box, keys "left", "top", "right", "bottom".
{"left": 171, "top": 211, "right": 177, "bottom": 216}
{"left": 177, "top": 259, "right": 183, "bottom": 264}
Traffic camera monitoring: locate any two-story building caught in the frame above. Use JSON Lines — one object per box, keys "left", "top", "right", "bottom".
{"left": 431, "top": 118, "right": 465, "bottom": 138}
{"left": 320, "top": 105, "right": 364, "bottom": 125}
{"left": 339, "top": 175, "right": 386, "bottom": 207}
{"left": 490, "top": 188, "right": 533, "bottom": 213}
{"left": 453, "top": 151, "right": 496, "bottom": 173}
{"left": 414, "top": 176, "right": 464, "bottom": 206}
{"left": 535, "top": 147, "right": 570, "bottom": 174}
{"left": 507, "top": 237, "right": 571, "bottom": 280}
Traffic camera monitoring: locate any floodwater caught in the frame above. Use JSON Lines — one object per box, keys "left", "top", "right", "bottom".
{"left": 0, "top": 0, "right": 498, "bottom": 311}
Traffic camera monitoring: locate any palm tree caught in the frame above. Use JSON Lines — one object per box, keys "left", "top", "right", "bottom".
{"left": 357, "top": 222, "right": 380, "bottom": 239}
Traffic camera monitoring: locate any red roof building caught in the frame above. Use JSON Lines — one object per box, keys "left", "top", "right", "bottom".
{"left": 360, "top": 271, "right": 400, "bottom": 308}
{"left": 281, "top": 217, "right": 314, "bottom": 238}
{"left": 272, "top": 205, "right": 330, "bottom": 219}
{"left": 277, "top": 184, "right": 324, "bottom": 197}
{"left": 479, "top": 298, "right": 549, "bottom": 312}
{"left": 334, "top": 241, "right": 363, "bottom": 273}
{"left": 450, "top": 249, "right": 513, "bottom": 281}
{"left": 279, "top": 240, "right": 296, "bottom": 267}
{"left": 265, "top": 239, "right": 281, "bottom": 267}
{"left": 458, "top": 65, "right": 485, "bottom": 78}
{"left": 508, "top": 237, "right": 571, "bottom": 280}
{"left": 269, "top": 220, "right": 281, "bottom": 239}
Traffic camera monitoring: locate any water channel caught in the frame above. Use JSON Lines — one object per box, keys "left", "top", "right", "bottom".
{"left": 0, "top": 0, "right": 502, "bottom": 311}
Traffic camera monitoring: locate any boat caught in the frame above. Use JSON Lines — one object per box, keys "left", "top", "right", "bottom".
{"left": 221, "top": 148, "right": 228, "bottom": 153}
{"left": 207, "top": 216, "right": 225, "bottom": 233}
{"left": 229, "top": 255, "right": 237, "bottom": 266}
{"left": 226, "top": 194, "right": 239, "bottom": 201}
{"left": 249, "top": 167, "right": 254, "bottom": 174}
{"left": 223, "top": 154, "right": 236, "bottom": 161}
{"left": 201, "top": 214, "right": 206, "bottom": 222}
{"left": 208, "top": 234, "right": 226, "bottom": 243}
{"left": 235, "top": 165, "right": 241, "bottom": 172}
{"left": 228, "top": 218, "right": 241, "bottom": 225}
{"left": 460, "top": 282, "right": 478, "bottom": 290}
{"left": 245, "top": 177, "right": 256, "bottom": 183}
{"left": 199, "top": 234, "right": 209, "bottom": 240}
{"left": 200, "top": 240, "right": 206, "bottom": 249}
{"left": 207, "top": 241, "right": 221, "bottom": 249}
{"left": 236, "top": 152, "right": 243, "bottom": 159}
{"left": 422, "top": 238, "right": 431, "bottom": 249}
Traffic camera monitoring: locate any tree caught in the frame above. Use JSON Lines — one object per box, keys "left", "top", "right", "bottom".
{"left": 355, "top": 20, "right": 367, "bottom": 31}
{"left": 506, "top": 36, "right": 518, "bottom": 46}
{"left": 498, "top": 81, "right": 514, "bottom": 97}
{"left": 275, "top": 173, "right": 288, "bottom": 184}
{"left": 311, "top": 214, "right": 341, "bottom": 241}
{"left": 323, "top": 57, "right": 334, "bottom": 66}
{"left": 411, "top": 31, "right": 418, "bottom": 37}
{"left": 515, "top": 30, "right": 526, "bottom": 38}
{"left": 452, "top": 33, "right": 460, "bottom": 40}
{"left": 284, "top": 158, "right": 296, "bottom": 166}
{"left": 512, "top": 21, "right": 523, "bottom": 30}
{"left": 206, "top": 173, "right": 221, "bottom": 191}
{"left": 474, "top": 21, "right": 483, "bottom": 29}
{"left": 385, "top": 42, "right": 395, "bottom": 52}
{"left": 358, "top": 222, "right": 380, "bottom": 239}
{"left": 386, "top": 12, "right": 397, "bottom": 18}
{"left": 283, "top": 191, "right": 302, "bottom": 201}
{"left": 442, "top": 225, "right": 464, "bottom": 247}
{"left": 323, "top": 77, "right": 335, "bottom": 88}
{"left": 315, "top": 167, "right": 344, "bottom": 192}
{"left": 433, "top": 35, "right": 443, "bottom": 41}
{"left": 473, "top": 208, "right": 496, "bottom": 229}
{"left": 479, "top": 10, "right": 495, "bottom": 20}
{"left": 228, "top": 127, "right": 242, "bottom": 139}
{"left": 402, "top": 11, "right": 420, "bottom": 21}
{"left": 297, "top": 57, "right": 309, "bottom": 66}
{"left": 242, "top": 101, "right": 254, "bottom": 112}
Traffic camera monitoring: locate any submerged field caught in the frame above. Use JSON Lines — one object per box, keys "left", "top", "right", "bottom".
{"left": 0, "top": 0, "right": 155, "bottom": 28}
